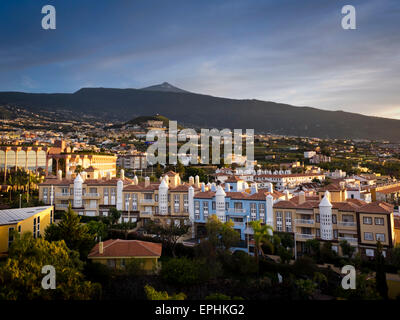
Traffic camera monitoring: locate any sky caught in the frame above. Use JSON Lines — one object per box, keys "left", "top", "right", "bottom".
{"left": 0, "top": 0, "right": 399, "bottom": 119}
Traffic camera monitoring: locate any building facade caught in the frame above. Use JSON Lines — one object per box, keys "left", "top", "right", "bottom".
{"left": 0, "top": 206, "right": 54, "bottom": 255}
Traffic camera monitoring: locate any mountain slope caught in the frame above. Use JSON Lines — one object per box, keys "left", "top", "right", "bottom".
{"left": 0, "top": 87, "right": 399, "bottom": 142}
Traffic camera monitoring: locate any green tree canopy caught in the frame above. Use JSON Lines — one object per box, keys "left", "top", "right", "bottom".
{"left": 0, "top": 232, "right": 100, "bottom": 300}
{"left": 44, "top": 205, "right": 95, "bottom": 259}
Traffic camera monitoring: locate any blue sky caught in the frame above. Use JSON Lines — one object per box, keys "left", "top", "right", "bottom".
{"left": 1, "top": 0, "right": 399, "bottom": 118}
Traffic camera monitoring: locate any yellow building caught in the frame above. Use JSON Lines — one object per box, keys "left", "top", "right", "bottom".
{"left": 273, "top": 186, "right": 398, "bottom": 257}
{"left": 88, "top": 239, "right": 162, "bottom": 273}
{"left": 39, "top": 169, "right": 199, "bottom": 229}
{"left": 0, "top": 206, "right": 54, "bottom": 255}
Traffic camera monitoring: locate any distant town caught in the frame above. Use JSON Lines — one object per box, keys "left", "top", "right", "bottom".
{"left": 1, "top": 113, "right": 400, "bottom": 300}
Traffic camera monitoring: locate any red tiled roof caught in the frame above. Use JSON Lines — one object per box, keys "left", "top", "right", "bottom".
{"left": 357, "top": 202, "right": 393, "bottom": 214}
{"left": 88, "top": 239, "right": 162, "bottom": 258}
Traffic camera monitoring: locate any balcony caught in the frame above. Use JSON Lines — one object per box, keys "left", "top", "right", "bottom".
{"left": 231, "top": 221, "right": 245, "bottom": 228}
{"left": 338, "top": 221, "right": 356, "bottom": 227}
{"left": 297, "top": 233, "right": 315, "bottom": 240}
{"left": 83, "top": 193, "right": 100, "bottom": 199}
{"left": 140, "top": 199, "right": 156, "bottom": 205}
{"left": 227, "top": 207, "right": 246, "bottom": 214}
{"left": 295, "top": 219, "right": 315, "bottom": 225}
{"left": 55, "top": 203, "right": 69, "bottom": 209}
{"left": 338, "top": 236, "right": 358, "bottom": 244}
{"left": 55, "top": 193, "right": 71, "bottom": 199}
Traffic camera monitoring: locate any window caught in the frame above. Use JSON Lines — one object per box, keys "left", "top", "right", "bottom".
{"left": 342, "top": 215, "right": 354, "bottom": 222}
{"left": 225, "top": 202, "right": 229, "bottom": 210}
{"left": 203, "top": 202, "right": 209, "bottom": 218}
{"left": 316, "top": 214, "right": 320, "bottom": 223}
{"left": 212, "top": 201, "right": 216, "bottom": 210}
{"left": 194, "top": 201, "right": 200, "bottom": 220}
{"left": 276, "top": 211, "right": 283, "bottom": 231}
{"left": 33, "top": 217, "right": 37, "bottom": 239}
{"left": 316, "top": 229, "right": 321, "bottom": 238}
{"left": 333, "top": 230, "right": 338, "bottom": 239}
{"left": 365, "top": 249, "right": 374, "bottom": 257}
{"left": 18, "top": 225, "right": 21, "bottom": 232}
{"left": 174, "top": 194, "right": 180, "bottom": 213}
{"left": 131, "top": 193, "right": 138, "bottom": 210}
{"left": 285, "top": 211, "right": 292, "bottom": 232}
{"left": 259, "top": 203, "right": 265, "bottom": 223}
{"left": 250, "top": 203, "right": 257, "bottom": 221}
{"left": 37, "top": 216, "right": 40, "bottom": 238}
{"left": 376, "top": 233, "right": 385, "bottom": 242}
{"left": 363, "top": 217, "right": 372, "bottom": 225}
{"left": 8, "top": 227, "right": 14, "bottom": 248}
{"left": 364, "top": 232, "right": 373, "bottom": 241}
{"left": 125, "top": 194, "right": 130, "bottom": 211}
{"left": 332, "top": 214, "right": 337, "bottom": 224}
{"left": 107, "top": 259, "right": 116, "bottom": 268}
{"left": 183, "top": 194, "right": 188, "bottom": 212}
{"left": 375, "top": 217, "right": 384, "bottom": 225}
{"left": 155, "top": 194, "right": 159, "bottom": 202}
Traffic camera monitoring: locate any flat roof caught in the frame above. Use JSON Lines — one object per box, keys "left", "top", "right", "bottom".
{"left": 0, "top": 206, "right": 52, "bottom": 226}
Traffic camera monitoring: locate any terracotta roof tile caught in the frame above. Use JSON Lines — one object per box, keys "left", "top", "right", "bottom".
{"left": 88, "top": 239, "right": 162, "bottom": 258}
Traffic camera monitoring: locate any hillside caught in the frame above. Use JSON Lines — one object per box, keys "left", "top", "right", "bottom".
{"left": 0, "top": 84, "right": 400, "bottom": 141}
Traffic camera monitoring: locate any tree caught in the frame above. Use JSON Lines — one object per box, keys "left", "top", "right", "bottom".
{"left": 145, "top": 220, "right": 190, "bottom": 257}
{"left": 86, "top": 220, "right": 108, "bottom": 241}
{"left": 109, "top": 207, "right": 122, "bottom": 225}
{"left": 340, "top": 240, "right": 356, "bottom": 258}
{"left": 205, "top": 215, "right": 240, "bottom": 253}
{"left": 144, "top": 285, "right": 186, "bottom": 300}
{"left": 74, "top": 165, "right": 83, "bottom": 174}
{"left": 160, "top": 257, "right": 206, "bottom": 286}
{"left": 44, "top": 204, "right": 95, "bottom": 259}
{"left": 304, "top": 239, "right": 321, "bottom": 260}
{"left": 295, "top": 279, "right": 317, "bottom": 299}
{"left": 248, "top": 220, "right": 275, "bottom": 266}
{"left": 375, "top": 241, "right": 389, "bottom": 300}
{"left": 0, "top": 232, "right": 100, "bottom": 300}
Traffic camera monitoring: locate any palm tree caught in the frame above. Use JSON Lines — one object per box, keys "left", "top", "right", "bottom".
{"left": 249, "top": 220, "right": 275, "bottom": 266}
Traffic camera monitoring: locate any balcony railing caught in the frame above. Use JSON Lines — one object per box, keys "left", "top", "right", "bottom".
{"left": 295, "top": 219, "right": 315, "bottom": 225}
{"left": 338, "top": 221, "right": 356, "bottom": 227}
{"left": 297, "top": 233, "right": 315, "bottom": 239}
{"left": 227, "top": 208, "right": 246, "bottom": 214}
{"left": 338, "top": 236, "right": 358, "bottom": 243}
{"left": 140, "top": 199, "right": 155, "bottom": 204}
{"left": 232, "top": 221, "right": 245, "bottom": 228}
{"left": 56, "top": 193, "right": 70, "bottom": 197}
{"left": 55, "top": 203, "right": 69, "bottom": 208}
{"left": 83, "top": 193, "right": 100, "bottom": 198}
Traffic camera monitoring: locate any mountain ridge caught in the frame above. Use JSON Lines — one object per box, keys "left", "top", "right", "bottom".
{"left": 0, "top": 85, "right": 399, "bottom": 142}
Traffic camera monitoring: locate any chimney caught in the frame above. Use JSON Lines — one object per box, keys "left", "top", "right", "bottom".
{"left": 66, "top": 170, "right": 72, "bottom": 180}
{"left": 201, "top": 182, "right": 205, "bottom": 192}
{"left": 145, "top": 176, "right": 150, "bottom": 187}
{"left": 133, "top": 175, "right": 138, "bottom": 185}
{"left": 266, "top": 182, "right": 273, "bottom": 193}
{"left": 99, "top": 241, "right": 104, "bottom": 254}
{"left": 299, "top": 191, "right": 306, "bottom": 204}
{"left": 107, "top": 171, "right": 112, "bottom": 181}
{"left": 57, "top": 170, "right": 62, "bottom": 181}
{"left": 284, "top": 190, "right": 290, "bottom": 201}
{"left": 195, "top": 175, "right": 200, "bottom": 188}
{"left": 189, "top": 176, "right": 194, "bottom": 185}
{"left": 120, "top": 169, "right": 125, "bottom": 180}
{"left": 250, "top": 183, "right": 258, "bottom": 195}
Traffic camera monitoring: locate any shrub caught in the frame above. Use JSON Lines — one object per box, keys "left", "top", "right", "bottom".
{"left": 161, "top": 257, "right": 206, "bottom": 286}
